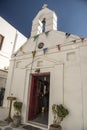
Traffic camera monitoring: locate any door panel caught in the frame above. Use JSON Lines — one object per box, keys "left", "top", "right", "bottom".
{"left": 28, "top": 76, "right": 38, "bottom": 120}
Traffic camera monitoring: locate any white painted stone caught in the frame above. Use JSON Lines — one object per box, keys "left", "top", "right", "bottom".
{"left": 0, "top": 17, "right": 27, "bottom": 69}
{"left": 4, "top": 5, "right": 87, "bottom": 130}
{"left": 31, "top": 7, "right": 57, "bottom": 36}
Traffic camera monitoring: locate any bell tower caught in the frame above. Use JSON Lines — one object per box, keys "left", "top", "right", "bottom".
{"left": 31, "top": 4, "right": 57, "bottom": 37}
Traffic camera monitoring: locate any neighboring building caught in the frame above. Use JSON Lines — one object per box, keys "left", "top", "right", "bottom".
{"left": 0, "top": 16, "right": 27, "bottom": 70}
{"left": 4, "top": 5, "right": 87, "bottom": 130}
{"left": 0, "top": 17, "right": 27, "bottom": 106}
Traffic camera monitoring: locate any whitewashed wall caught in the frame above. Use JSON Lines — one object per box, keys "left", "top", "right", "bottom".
{"left": 4, "top": 30, "right": 87, "bottom": 130}
{"left": 3, "top": 5, "right": 87, "bottom": 130}
{"left": 0, "top": 17, "right": 27, "bottom": 69}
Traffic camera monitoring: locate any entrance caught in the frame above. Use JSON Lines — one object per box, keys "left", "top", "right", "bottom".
{"left": 28, "top": 72, "right": 50, "bottom": 125}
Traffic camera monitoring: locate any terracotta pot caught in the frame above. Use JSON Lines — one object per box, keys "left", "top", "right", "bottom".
{"left": 49, "top": 125, "right": 62, "bottom": 130}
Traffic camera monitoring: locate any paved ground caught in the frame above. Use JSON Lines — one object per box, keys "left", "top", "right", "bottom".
{"left": 0, "top": 107, "right": 46, "bottom": 130}
{"left": 0, "top": 107, "right": 25, "bottom": 130}
{"left": 0, "top": 107, "right": 8, "bottom": 121}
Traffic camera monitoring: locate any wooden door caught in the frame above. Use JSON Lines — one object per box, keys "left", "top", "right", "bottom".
{"left": 28, "top": 76, "right": 38, "bottom": 120}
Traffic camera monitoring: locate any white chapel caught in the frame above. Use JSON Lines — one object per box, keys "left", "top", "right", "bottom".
{"left": 4, "top": 4, "right": 87, "bottom": 130}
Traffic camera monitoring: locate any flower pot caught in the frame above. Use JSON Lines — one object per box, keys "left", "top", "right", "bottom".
{"left": 12, "top": 115, "right": 21, "bottom": 127}
{"left": 49, "top": 125, "right": 62, "bottom": 130}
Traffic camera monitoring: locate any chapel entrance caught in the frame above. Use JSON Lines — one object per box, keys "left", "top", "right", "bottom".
{"left": 28, "top": 72, "right": 50, "bottom": 126}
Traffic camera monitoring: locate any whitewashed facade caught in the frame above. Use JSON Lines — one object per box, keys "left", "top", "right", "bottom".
{"left": 4, "top": 5, "right": 87, "bottom": 130}
{"left": 0, "top": 16, "right": 27, "bottom": 70}
{"left": 0, "top": 17, "right": 27, "bottom": 91}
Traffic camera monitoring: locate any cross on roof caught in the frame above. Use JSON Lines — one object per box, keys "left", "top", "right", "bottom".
{"left": 42, "top": 4, "right": 48, "bottom": 9}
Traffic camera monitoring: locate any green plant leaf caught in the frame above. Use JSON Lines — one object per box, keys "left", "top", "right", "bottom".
{"left": 13, "top": 101, "right": 23, "bottom": 113}
{"left": 52, "top": 104, "right": 69, "bottom": 125}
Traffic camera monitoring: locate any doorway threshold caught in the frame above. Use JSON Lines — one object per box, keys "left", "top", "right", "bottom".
{"left": 25, "top": 121, "right": 48, "bottom": 130}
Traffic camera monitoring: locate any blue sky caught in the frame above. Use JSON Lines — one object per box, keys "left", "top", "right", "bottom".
{"left": 0, "top": 0, "right": 87, "bottom": 38}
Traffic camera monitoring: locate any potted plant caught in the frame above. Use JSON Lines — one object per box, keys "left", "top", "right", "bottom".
{"left": 12, "top": 101, "right": 23, "bottom": 127}
{"left": 50, "top": 104, "right": 69, "bottom": 130}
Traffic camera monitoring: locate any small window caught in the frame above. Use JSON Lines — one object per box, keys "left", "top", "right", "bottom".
{"left": 42, "top": 18, "right": 46, "bottom": 32}
{"left": 38, "top": 42, "right": 44, "bottom": 49}
{"left": 0, "top": 34, "right": 4, "bottom": 50}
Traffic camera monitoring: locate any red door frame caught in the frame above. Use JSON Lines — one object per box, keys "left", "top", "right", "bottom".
{"left": 28, "top": 72, "right": 50, "bottom": 121}
{"left": 32, "top": 72, "right": 50, "bottom": 77}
